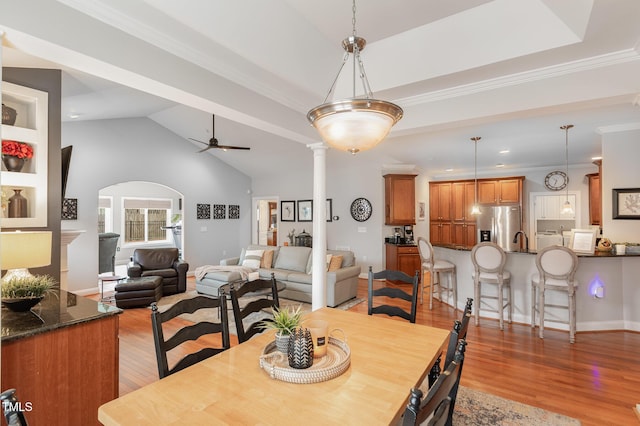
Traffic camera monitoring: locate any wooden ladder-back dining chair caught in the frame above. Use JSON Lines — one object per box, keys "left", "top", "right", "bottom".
{"left": 428, "top": 298, "right": 473, "bottom": 388}
{"left": 531, "top": 245, "right": 579, "bottom": 343}
{"left": 367, "top": 266, "right": 420, "bottom": 323}
{"left": 471, "top": 242, "right": 512, "bottom": 330}
{"left": 228, "top": 273, "right": 280, "bottom": 343}
{"left": 151, "top": 295, "right": 230, "bottom": 379}
{"left": 417, "top": 237, "right": 458, "bottom": 310}
{"left": 403, "top": 340, "right": 468, "bottom": 426}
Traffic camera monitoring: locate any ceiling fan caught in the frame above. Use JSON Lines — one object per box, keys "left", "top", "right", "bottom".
{"left": 189, "top": 114, "right": 250, "bottom": 152}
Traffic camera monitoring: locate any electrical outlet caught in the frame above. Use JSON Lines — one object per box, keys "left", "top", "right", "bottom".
{"left": 362, "top": 255, "right": 367, "bottom": 261}
{"left": 200, "top": 226, "right": 207, "bottom": 232}
{"left": 358, "top": 227, "right": 367, "bottom": 233}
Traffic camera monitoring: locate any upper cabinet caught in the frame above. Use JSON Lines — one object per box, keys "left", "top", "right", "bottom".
{"left": 384, "top": 174, "right": 417, "bottom": 225}
{"left": 1, "top": 82, "right": 49, "bottom": 227}
{"left": 587, "top": 160, "right": 602, "bottom": 226}
{"left": 478, "top": 178, "right": 523, "bottom": 204}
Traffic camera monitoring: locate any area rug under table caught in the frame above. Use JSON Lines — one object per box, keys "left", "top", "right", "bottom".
{"left": 453, "top": 386, "right": 581, "bottom": 426}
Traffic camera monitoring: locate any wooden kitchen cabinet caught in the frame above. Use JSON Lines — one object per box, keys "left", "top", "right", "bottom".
{"left": 385, "top": 243, "right": 421, "bottom": 278}
{"left": 429, "top": 182, "right": 452, "bottom": 221}
{"left": 430, "top": 221, "right": 452, "bottom": 245}
{"left": 452, "top": 181, "right": 476, "bottom": 222}
{"left": 478, "top": 178, "right": 523, "bottom": 204}
{"left": 587, "top": 171, "right": 601, "bottom": 226}
{"left": 452, "top": 222, "right": 476, "bottom": 247}
{"left": 384, "top": 174, "right": 417, "bottom": 225}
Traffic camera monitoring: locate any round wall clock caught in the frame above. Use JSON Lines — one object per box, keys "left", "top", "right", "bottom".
{"left": 350, "top": 198, "right": 372, "bottom": 222}
{"left": 544, "top": 171, "right": 568, "bottom": 191}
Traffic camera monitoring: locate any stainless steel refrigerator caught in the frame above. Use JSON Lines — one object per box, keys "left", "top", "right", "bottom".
{"left": 476, "top": 205, "right": 522, "bottom": 252}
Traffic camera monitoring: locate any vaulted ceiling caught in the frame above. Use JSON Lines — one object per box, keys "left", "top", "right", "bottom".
{"left": 2, "top": 0, "right": 639, "bottom": 179}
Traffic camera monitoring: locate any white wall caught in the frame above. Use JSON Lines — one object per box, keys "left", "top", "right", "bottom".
{"left": 601, "top": 128, "right": 640, "bottom": 327}
{"left": 61, "top": 117, "right": 251, "bottom": 294}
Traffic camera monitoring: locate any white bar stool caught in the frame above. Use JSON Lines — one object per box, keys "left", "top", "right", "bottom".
{"left": 471, "top": 242, "right": 512, "bottom": 330}
{"left": 417, "top": 237, "right": 457, "bottom": 310}
{"left": 531, "top": 245, "right": 579, "bottom": 343}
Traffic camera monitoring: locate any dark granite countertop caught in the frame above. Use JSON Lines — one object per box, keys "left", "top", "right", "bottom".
{"left": 1, "top": 288, "right": 122, "bottom": 343}
{"left": 384, "top": 242, "right": 418, "bottom": 247}
{"left": 433, "top": 243, "right": 640, "bottom": 257}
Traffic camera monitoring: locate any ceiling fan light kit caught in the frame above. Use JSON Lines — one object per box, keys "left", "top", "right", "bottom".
{"left": 307, "top": 0, "right": 403, "bottom": 154}
{"left": 189, "top": 114, "right": 250, "bottom": 152}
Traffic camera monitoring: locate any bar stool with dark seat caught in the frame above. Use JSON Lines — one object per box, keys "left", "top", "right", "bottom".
{"left": 531, "top": 245, "right": 579, "bottom": 343}
{"left": 471, "top": 242, "right": 512, "bottom": 330}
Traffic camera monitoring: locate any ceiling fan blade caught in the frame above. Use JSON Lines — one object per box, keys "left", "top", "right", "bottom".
{"left": 217, "top": 145, "right": 251, "bottom": 150}
{"left": 196, "top": 145, "right": 213, "bottom": 153}
{"left": 189, "top": 137, "right": 208, "bottom": 146}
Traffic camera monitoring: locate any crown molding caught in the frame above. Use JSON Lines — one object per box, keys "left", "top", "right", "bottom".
{"left": 399, "top": 49, "right": 640, "bottom": 107}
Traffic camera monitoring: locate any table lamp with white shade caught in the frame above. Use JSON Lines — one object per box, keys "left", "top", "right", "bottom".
{"left": 1, "top": 231, "right": 52, "bottom": 283}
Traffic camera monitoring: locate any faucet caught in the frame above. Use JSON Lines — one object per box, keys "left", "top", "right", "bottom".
{"left": 513, "top": 231, "right": 529, "bottom": 252}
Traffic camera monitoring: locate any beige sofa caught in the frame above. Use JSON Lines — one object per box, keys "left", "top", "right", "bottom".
{"left": 195, "top": 245, "right": 361, "bottom": 307}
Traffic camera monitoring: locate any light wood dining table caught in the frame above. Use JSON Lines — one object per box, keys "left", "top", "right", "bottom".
{"left": 98, "top": 307, "right": 450, "bottom": 425}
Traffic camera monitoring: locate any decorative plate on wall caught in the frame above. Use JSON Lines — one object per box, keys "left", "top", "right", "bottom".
{"left": 350, "top": 198, "right": 372, "bottom": 222}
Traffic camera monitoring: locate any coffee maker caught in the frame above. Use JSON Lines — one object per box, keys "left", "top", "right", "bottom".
{"left": 404, "top": 225, "right": 414, "bottom": 244}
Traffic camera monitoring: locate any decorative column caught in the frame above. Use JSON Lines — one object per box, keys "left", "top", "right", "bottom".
{"left": 308, "top": 142, "right": 328, "bottom": 310}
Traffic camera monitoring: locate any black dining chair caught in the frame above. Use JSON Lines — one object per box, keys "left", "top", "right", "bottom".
{"left": 428, "top": 298, "right": 473, "bottom": 388}
{"left": 367, "top": 266, "right": 420, "bottom": 323}
{"left": 228, "top": 274, "right": 280, "bottom": 343}
{"left": 151, "top": 295, "right": 230, "bottom": 379}
{"left": 403, "top": 340, "right": 468, "bottom": 426}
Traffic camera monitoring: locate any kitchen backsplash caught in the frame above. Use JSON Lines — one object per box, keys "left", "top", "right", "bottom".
{"left": 536, "top": 219, "right": 576, "bottom": 234}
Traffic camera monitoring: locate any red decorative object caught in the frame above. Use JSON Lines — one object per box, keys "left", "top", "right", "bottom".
{"left": 2, "top": 140, "right": 34, "bottom": 159}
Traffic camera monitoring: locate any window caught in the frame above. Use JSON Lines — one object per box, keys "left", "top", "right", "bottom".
{"left": 98, "top": 197, "right": 113, "bottom": 233}
{"left": 123, "top": 198, "right": 172, "bottom": 244}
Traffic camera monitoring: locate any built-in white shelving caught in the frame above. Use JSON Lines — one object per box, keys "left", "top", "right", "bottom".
{"left": 1, "top": 81, "right": 49, "bottom": 227}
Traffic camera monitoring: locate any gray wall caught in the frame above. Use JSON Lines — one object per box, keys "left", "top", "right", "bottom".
{"left": 61, "top": 117, "right": 251, "bottom": 293}
{"left": 3, "top": 67, "right": 62, "bottom": 282}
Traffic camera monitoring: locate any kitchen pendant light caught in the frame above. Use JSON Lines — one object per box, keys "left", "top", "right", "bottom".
{"left": 306, "top": 0, "right": 403, "bottom": 154}
{"left": 471, "top": 137, "right": 481, "bottom": 215}
{"left": 560, "top": 124, "right": 574, "bottom": 215}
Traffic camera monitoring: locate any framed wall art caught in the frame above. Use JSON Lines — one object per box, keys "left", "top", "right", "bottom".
{"left": 281, "top": 200, "right": 295, "bottom": 222}
{"left": 229, "top": 204, "right": 240, "bottom": 219}
{"left": 197, "top": 203, "right": 210, "bottom": 219}
{"left": 213, "top": 204, "right": 226, "bottom": 219}
{"left": 62, "top": 198, "right": 78, "bottom": 220}
{"left": 297, "top": 200, "right": 313, "bottom": 222}
{"left": 612, "top": 188, "right": 640, "bottom": 219}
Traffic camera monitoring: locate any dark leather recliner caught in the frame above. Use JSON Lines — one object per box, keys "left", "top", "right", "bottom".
{"left": 127, "top": 248, "right": 188, "bottom": 295}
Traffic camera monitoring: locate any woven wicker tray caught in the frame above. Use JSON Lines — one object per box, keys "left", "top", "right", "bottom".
{"left": 259, "top": 336, "right": 351, "bottom": 384}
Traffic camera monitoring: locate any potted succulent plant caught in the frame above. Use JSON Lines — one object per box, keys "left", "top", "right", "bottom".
{"left": 260, "top": 305, "right": 303, "bottom": 353}
{"left": 1, "top": 275, "right": 55, "bottom": 312}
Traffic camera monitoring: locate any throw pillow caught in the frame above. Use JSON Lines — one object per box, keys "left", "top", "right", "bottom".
{"left": 328, "top": 255, "right": 343, "bottom": 271}
{"left": 261, "top": 250, "right": 274, "bottom": 269}
{"left": 306, "top": 253, "right": 334, "bottom": 274}
{"left": 242, "top": 249, "right": 264, "bottom": 269}
{"left": 326, "top": 254, "right": 333, "bottom": 271}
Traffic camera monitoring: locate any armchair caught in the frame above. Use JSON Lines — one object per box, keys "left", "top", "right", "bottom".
{"left": 128, "top": 248, "right": 188, "bottom": 295}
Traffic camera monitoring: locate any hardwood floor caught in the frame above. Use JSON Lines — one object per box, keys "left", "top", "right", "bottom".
{"left": 104, "top": 278, "right": 640, "bottom": 425}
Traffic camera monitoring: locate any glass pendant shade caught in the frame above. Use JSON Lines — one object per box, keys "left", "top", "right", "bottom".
{"left": 307, "top": 99, "right": 403, "bottom": 154}
{"left": 561, "top": 199, "right": 574, "bottom": 215}
{"left": 306, "top": 0, "right": 402, "bottom": 154}
{"left": 470, "top": 136, "right": 481, "bottom": 215}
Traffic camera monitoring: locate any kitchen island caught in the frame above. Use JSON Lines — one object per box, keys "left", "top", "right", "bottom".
{"left": 432, "top": 244, "right": 640, "bottom": 333}
{"left": 1, "top": 289, "right": 121, "bottom": 425}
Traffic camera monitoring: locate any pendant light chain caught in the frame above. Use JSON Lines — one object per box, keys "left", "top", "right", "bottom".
{"left": 471, "top": 137, "right": 481, "bottom": 215}
{"left": 562, "top": 124, "right": 573, "bottom": 203}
